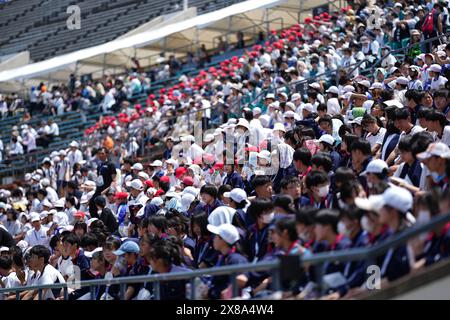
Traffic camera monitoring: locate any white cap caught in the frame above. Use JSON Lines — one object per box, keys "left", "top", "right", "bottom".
{"left": 369, "top": 82, "right": 384, "bottom": 90}
{"left": 180, "top": 135, "right": 195, "bottom": 142}
{"left": 138, "top": 172, "right": 150, "bottom": 181}
{"left": 86, "top": 218, "right": 99, "bottom": 228}
{"left": 132, "top": 163, "right": 143, "bottom": 171}
{"left": 204, "top": 134, "right": 214, "bottom": 143}
{"left": 24, "top": 173, "right": 32, "bottom": 181}
{"left": 291, "top": 93, "right": 301, "bottom": 101}
{"left": 207, "top": 223, "right": 240, "bottom": 245}
{"left": 395, "top": 77, "right": 409, "bottom": 85}
{"left": 208, "top": 206, "right": 236, "bottom": 226}
{"left": 223, "top": 188, "right": 247, "bottom": 203}
{"left": 59, "top": 150, "right": 67, "bottom": 156}
{"left": 357, "top": 80, "right": 371, "bottom": 88}
{"left": 257, "top": 150, "right": 272, "bottom": 162}
{"left": 128, "top": 179, "right": 144, "bottom": 191}
{"left": 265, "top": 93, "right": 275, "bottom": 100}
{"left": 285, "top": 102, "right": 296, "bottom": 111}
{"left": 41, "top": 198, "right": 53, "bottom": 208}
{"left": 183, "top": 186, "right": 199, "bottom": 197}
{"left": 361, "top": 159, "right": 388, "bottom": 175}
{"left": 252, "top": 107, "right": 262, "bottom": 115}
{"left": 315, "top": 134, "right": 335, "bottom": 146}
{"left": 236, "top": 118, "right": 250, "bottom": 130}
{"left": 283, "top": 110, "right": 295, "bottom": 118}
{"left": 165, "top": 158, "right": 178, "bottom": 166}
{"left": 308, "top": 82, "right": 321, "bottom": 90}
{"left": 429, "top": 64, "right": 442, "bottom": 73}
{"left": 343, "top": 85, "right": 355, "bottom": 93}
{"left": 40, "top": 178, "right": 50, "bottom": 187}
{"left": 150, "top": 160, "right": 163, "bottom": 167}
{"left": 380, "top": 186, "right": 413, "bottom": 213}
{"left": 273, "top": 122, "right": 286, "bottom": 132}
{"left": 54, "top": 198, "right": 65, "bottom": 208}
{"left": 417, "top": 142, "right": 450, "bottom": 160}
{"left": 302, "top": 103, "right": 314, "bottom": 113}
{"left": 30, "top": 212, "right": 41, "bottom": 222}
{"left": 81, "top": 180, "right": 96, "bottom": 189}
{"left": 0, "top": 246, "right": 10, "bottom": 253}
{"left": 349, "top": 117, "right": 363, "bottom": 126}
{"left": 150, "top": 197, "right": 164, "bottom": 206}
{"left": 69, "top": 141, "right": 79, "bottom": 148}
{"left": 326, "top": 86, "right": 340, "bottom": 95}
{"left": 180, "top": 193, "right": 196, "bottom": 212}
{"left": 40, "top": 211, "right": 48, "bottom": 219}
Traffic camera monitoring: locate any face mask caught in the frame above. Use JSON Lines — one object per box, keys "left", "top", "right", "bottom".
{"left": 431, "top": 171, "right": 445, "bottom": 183}
{"left": 417, "top": 210, "right": 431, "bottom": 224}
{"left": 367, "top": 181, "right": 373, "bottom": 189}
{"left": 337, "top": 221, "right": 348, "bottom": 236}
{"left": 299, "top": 231, "right": 309, "bottom": 242}
{"left": 262, "top": 212, "right": 274, "bottom": 224}
{"left": 361, "top": 216, "right": 374, "bottom": 233}
{"left": 318, "top": 185, "right": 329, "bottom": 198}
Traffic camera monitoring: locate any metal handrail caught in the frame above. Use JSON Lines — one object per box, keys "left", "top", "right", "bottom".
{"left": 2, "top": 212, "right": 449, "bottom": 300}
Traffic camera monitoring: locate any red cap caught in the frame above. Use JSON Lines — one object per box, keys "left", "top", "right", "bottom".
{"left": 175, "top": 167, "right": 187, "bottom": 179}
{"left": 144, "top": 180, "right": 154, "bottom": 188}
{"left": 213, "top": 162, "right": 224, "bottom": 170}
{"left": 160, "top": 176, "right": 170, "bottom": 183}
{"left": 114, "top": 192, "right": 129, "bottom": 200}
{"left": 182, "top": 176, "right": 194, "bottom": 186}
{"left": 155, "top": 189, "right": 165, "bottom": 196}
{"left": 245, "top": 146, "right": 259, "bottom": 152}
{"left": 74, "top": 211, "right": 85, "bottom": 219}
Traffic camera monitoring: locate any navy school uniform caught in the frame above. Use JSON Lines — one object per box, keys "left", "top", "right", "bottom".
{"left": 379, "top": 229, "right": 411, "bottom": 282}
{"left": 127, "top": 257, "right": 151, "bottom": 299}
{"left": 147, "top": 264, "right": 192, "bottom": 300}
{"left": 208, "top": 247, "right": 248, "bottom": 299}
{"left": 223, "top": 171, "right": 245, "bottom": 189}
{"left": 309, "top": 235, "right": 351, "bottom": 283}
{"left": 335, "top": 229, "right": 371, "bottom": 296}
{"left": 299, "top": 193, "right": 333, "bottom": 209}
{"left": 422, "top": 222, "right": 450, "bottom": 266}
{"left": 193, "top": 236, "right": 219, "bottom": 268}
{"left": 195, "top": 199, "right": 224, "bottom": 216}
{"left": 182, "top": 235, "right": 196, "bottom": 253}
{"left": 67, "top": 250, "right": 95, "bottom": 300}
{"left": 244, "top": 223, "right": 270, "bottom": 262}
{"left": 235, "top": 208, "right": 255, "bottom": 229}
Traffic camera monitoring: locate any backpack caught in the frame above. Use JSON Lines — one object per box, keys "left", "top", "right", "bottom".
{"left": 422, "top": 10, "right": 435, "bottom": 34}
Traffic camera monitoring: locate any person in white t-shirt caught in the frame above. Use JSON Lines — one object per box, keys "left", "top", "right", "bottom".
{"left": 362, "top": 114, "right": 387, "bottom": 155}
{"left": 0, "top": 256, "right": 22, "bottom": 300}
{"left": 24, "top": 213, "right": 54, "bottom": 249}
{"left": 22, "top": 245, "right": 65, "bottom": 300}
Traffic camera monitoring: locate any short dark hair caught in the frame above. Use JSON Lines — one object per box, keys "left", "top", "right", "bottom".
{"left": 425, "top": 109, "right": 447, "bottom": 127}
{"left": 80, "top": 233, "right": 98, "bottom": 249}
{"left": 148, "top": 215, "right": 167, "bottom": 233}
{"left": 0, "top": 256, "right": 13, "bottom": 270}
{"left": 251, "top": 175, "right": 271, "bottom": 189}
{"left": 296, "top": 207, "right": 318, "bottom": 225}
{"left": 94, "top": 196, "right": 107, "bottom": 208}
{"left": 334, "top": 167, "right": 356, "bottom": 185}
{"left": 349, "top": 138, "right": 371, "bottom": 155}
{"left": 314, "top": 209, "right": 339, "bottom": 234}
{"left": 293, "top": 148, "right": 312, "bottom": 166}
{"left": 305, "top": 170, "right": 328, "bottom": 189}
{"left": 29, "top": 245, "right": 51, "bottom": 265}
{"left": 318, "top": 115, "right": 333, "bottom": 127}
{"left": 247, "top": 198, "right": 274, "bottom": 221}
{"left": 275, "top": 217, "right": 298, "bottom": 241}
{"left": 394, "top": 108, "right": 410, "bottom": 121}
{"left": 199, "top": 184, "right": 218, "bottom": 198}
{"left": 311, "top": 152, "right": 333, "bottom": 172}
{"left": 62, "top": 233, "right": 80, "bottom": 247}
{"left": 190, "top": 211, "right": 210, "bottom": 238}
{"left": 405, "top": 89, "right": 422, "bottom": 105}
{"left": 280, "top": 176, "right": 300, "bottom": 191}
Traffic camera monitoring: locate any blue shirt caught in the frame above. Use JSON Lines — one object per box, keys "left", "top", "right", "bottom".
{"left": 223, "top": 171, "right": 245, "bottom": 189}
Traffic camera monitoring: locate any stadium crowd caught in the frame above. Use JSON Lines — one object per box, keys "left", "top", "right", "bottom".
{"left": 1, "top": 0, "right": 450, "bottom": 300}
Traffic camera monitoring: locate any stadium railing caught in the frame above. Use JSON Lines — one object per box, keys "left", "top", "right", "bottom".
{"left": 1, "top": 211, "right": 449, "bottom": 300}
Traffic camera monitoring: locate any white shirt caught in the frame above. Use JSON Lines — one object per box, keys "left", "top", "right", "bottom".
{"left": 432, "top": 126, "right": 450, "bottom": 147}
{"left": 67, "top": 149, "right": 83, "bottom": 167}
{"left": 430, "top": 76, "right": 448, "bottom": 92}
{"left": 49, "top": 123, "right": 59, "bottom": 136}
{"left": 46, "top": 187, "right": 59, "bottom": 203}
{"left": 394, "top": 162, "right": 429, "bottom": 190}
{"left": 35, "top": 264, "right": 65, "bottom": 300}
{"left": 366, "top": 127, "right": 387, "bottom": 149}
{"left": 24, "top": 226, "right": 50, "bottom": 248}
